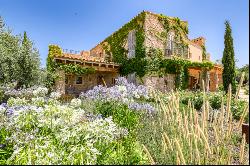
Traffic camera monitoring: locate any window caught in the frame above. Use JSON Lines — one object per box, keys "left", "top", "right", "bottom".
{"left": 76, "top": 76, "right": 83, "bottom": 84}
{"left": 165, "top": 31, "right": 175, "bottom": 57}
{"left": 127, "top": 30, "right": 136, "bottom": 59}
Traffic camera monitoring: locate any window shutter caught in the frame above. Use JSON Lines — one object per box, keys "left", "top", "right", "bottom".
{"left": 128, "top": 30, "right": 136, "bottom": 59}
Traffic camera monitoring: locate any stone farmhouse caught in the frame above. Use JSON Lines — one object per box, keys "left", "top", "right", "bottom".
{"left": 49, "top": 11, "right": 223, "bottom": 96}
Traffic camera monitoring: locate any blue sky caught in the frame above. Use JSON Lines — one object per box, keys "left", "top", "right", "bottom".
{"left": 0, "top": 0, "right": 249, "bottom": 68}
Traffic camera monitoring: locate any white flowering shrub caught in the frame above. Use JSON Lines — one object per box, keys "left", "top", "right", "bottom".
{"left": 49, "top": 92, "right": 61, "bottom": 100}
{"left": 0, "top": 97, "right": 128, "bottom": 165}
{"left": 31, "top": 97, "right": 45, "bottom": 107}
{"left": 0, "top": 83, "right": 140, "bottom": 165}
{"left": 7, "top": 97, "right": 28, "bottom": 107}
{"left": 32, "top": 87, "right": 48, "bottom": 97}
{"left": 0, "top": 78, "right": 152, "bottom": 165}
{"left": 70, "top": 98, "right": 82, "bottom": 108}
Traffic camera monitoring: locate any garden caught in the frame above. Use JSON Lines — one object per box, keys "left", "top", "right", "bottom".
{"left": 0, "top": 77, "right": 249, "bottom": 165}
{"left": 0, "top": 9, "right": 249, "bottom": 165}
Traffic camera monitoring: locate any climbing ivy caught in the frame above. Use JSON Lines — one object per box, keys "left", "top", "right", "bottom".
{"left": 47, "top": 45, "right": 62, "bottom": 72}
{"left": 201, "top": 45, "right": 207, "bottom": 60}
{"left": 145, "top": 48, "right": 214, "bottom": 89}
{"left": 100, "top": 11, "right": 146, "bottom": 77}
{"left": 46, "top": 45, "right": 95, "bottom": 75}
{"left": 46, "top": 12, "right": 215, "bottom": 90}
{"left": 100, "top": 11, "right": 193, "bottom": 78}
{"left": 158, "top": 14, "right": 189, "bottom": 44}
{"left": 58, "top": 63, "right": 95, "bottom": 75}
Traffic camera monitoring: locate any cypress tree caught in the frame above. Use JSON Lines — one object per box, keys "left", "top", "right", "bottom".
{"left": 222, "top": 20, "right": 236, "bottom": 94}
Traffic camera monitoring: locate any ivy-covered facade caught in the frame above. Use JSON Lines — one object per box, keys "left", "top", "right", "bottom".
{"left": 89, "top": 11, "right": 223, "bottom": 92}
{"left": 49, "top": 11, "right": 223, "bottom": 95}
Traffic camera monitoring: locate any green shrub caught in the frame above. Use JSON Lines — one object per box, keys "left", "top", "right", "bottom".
{"left": 179, "top": 91, "right": 248, "bottom": 123}
{"left": 209, "top": 92, "right": 224, "bottom": 110}
{"left": 231, "top": 99, "right": 248, "bottom": 123}
{"left": 218, "top": 84, "right": 224, "bottom": 91}
{"left": 94, "top": 101, "right": 149, "bottom": 164}
{"left": 0, "top": 89, "right": 3, "bottom": 103}
{"left": 96, "top": 136, "right": 147, "bottom": 165}
{"left": 95, "top": 101, "right": 140, "bottom": 134}
{"left": 180, "top": 91, "right": 203, "bottom": 110}
{"left": 0, "top": 128, "right": 13, "bottom": 165}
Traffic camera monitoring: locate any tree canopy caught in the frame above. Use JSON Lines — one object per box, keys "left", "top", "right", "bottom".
{"left": 0, "top": 16, "right": 41, "bottom": 88}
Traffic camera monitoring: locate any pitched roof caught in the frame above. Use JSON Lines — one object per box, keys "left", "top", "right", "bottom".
{"left": 54, "top": 51, "right": 106, "bottom": 63}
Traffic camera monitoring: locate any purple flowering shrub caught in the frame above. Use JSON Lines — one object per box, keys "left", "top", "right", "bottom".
{"left": 80, "top": 77, "right": 155, "bottom": 114}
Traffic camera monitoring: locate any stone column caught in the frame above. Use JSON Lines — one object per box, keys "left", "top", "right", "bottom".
{"left": 215, "top": 71, "right": 218, "bottom": 90}
{"left": 206, "top": 71, "right": 210, "bottom": 92}
{"left": 55, "top": 69, "right": 65, "bottom": 95}
{"left": 200, "top": 68, "right": 209, "bottom": 92}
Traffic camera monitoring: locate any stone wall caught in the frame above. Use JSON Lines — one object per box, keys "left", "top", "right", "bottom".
{"left": 188, "top": 67, "right": 223, "bottom": 92}
{"left": 143, "top": 74, "right": 175, "bottom": 92}
{"left": 65, "top": 72, "right": 119, "bottom": 96}
{"left": 55, "top": 70, "right": 65, "bottom": 94}
{"left": 144, "top": 13, "right": 204, "bottom": 63}
{"left": 55, "top": 70, "right": 119, "bottom": 96}
{"left": 144, "top": 12, "right": 165, "bottom": 52}
{"left": 90, "top": 43, "right": 105, "bottom": 58}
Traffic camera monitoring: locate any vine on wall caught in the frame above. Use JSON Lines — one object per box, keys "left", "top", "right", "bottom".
{"left": 46, "top": 12, "right": 215, "bottom": 90}
{"left": 47, "top": 45, "right": 95, "bottom": 76}
{"left": 58, "top": 63, "right": 95, "bottom": 75}
{"left": 201, "top": 45, "right": 207, "bottom": 61}
{"left": 102, "top": 11, "right": 146, "bottom": 77}
{"left": 98, "top": 11, "right": 214, "bottom": 89}
{"left": 158, "top": 14, "right": 189, "bottom": 45}
{"left": 145, "top": 48, "right": 214, "bottom": 89}
{"left": 47, "top": 45, "right": 62, "bottom": 72}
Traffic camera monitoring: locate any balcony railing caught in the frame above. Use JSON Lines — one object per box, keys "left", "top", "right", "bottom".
{"left": 164, "top": 41, "right": 189, "bottom": 59}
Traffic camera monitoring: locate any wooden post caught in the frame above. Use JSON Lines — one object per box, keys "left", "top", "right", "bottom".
{"left": 101, "top": 77, "right": 107, "bottom": 87}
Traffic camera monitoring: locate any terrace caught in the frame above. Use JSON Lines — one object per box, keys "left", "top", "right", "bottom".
{"left": 54, "top": 50, "right": 120, "bottom": 73}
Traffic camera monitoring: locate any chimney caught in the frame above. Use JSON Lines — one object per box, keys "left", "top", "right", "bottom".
{"left": 191, "top": 37, "right": 205, "bottom": 47}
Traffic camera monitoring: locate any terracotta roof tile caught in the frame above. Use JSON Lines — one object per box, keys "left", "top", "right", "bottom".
{"left": 54, "top": 52, "right": 110, "bottom": 64}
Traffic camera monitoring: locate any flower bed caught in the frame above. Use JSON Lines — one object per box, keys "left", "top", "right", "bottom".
{"left": 0, "top": 77, "right": 249, "bottom": 165}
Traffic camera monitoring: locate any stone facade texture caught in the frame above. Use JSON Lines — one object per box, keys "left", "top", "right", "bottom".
{"left": 54, "top": 11, "right": 223, "bottom": 94}
{"left": 56, "top": 71, "right": 119, "bottom": 96}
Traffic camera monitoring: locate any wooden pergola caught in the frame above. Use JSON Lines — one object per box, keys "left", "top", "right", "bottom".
{"left": 54, "top": 57, "right": 120, "bottom": 73}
